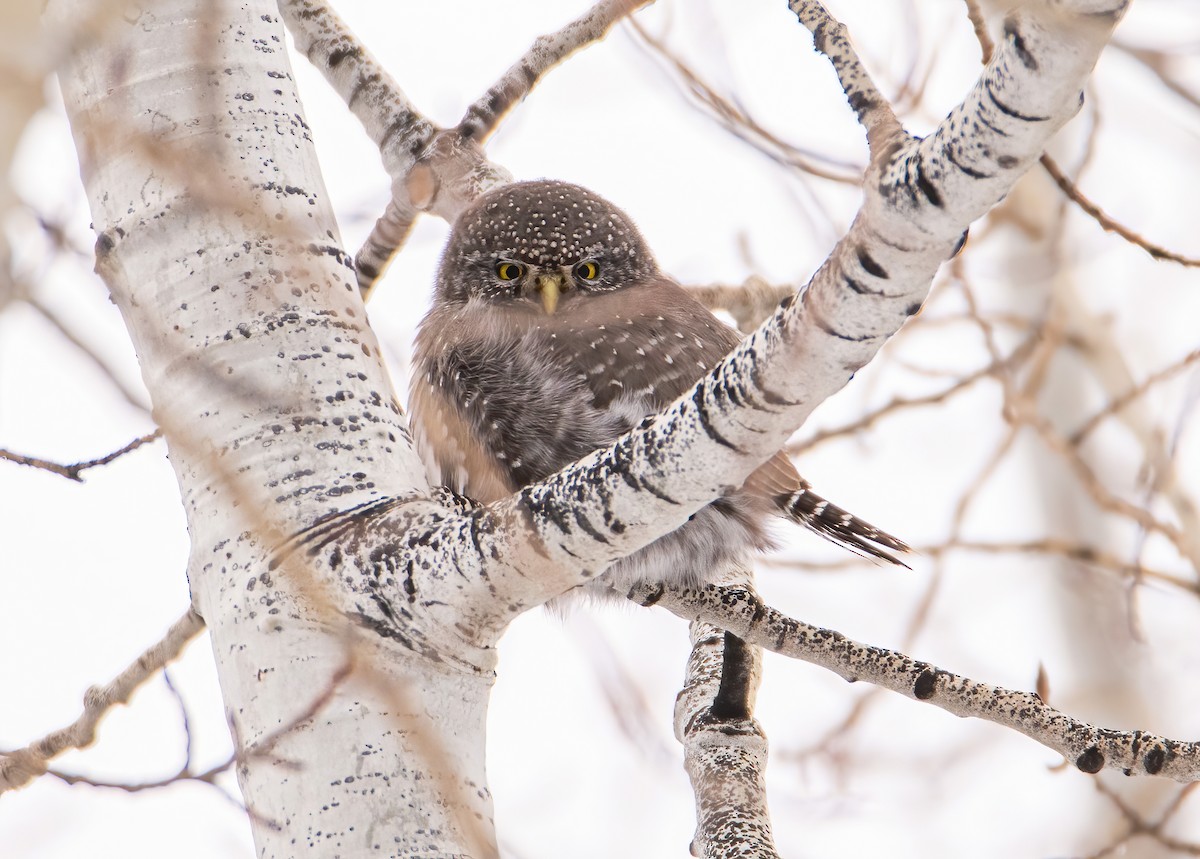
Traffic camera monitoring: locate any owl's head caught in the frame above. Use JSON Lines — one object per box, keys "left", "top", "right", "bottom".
{"left": 436, "top": 180, "right": 659, "bottom": 314}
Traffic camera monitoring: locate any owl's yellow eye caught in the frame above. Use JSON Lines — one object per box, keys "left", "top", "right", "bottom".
{"left": 574, "top": 261, "right": 600, "bottom": 281}
{"left": 495, "top": 261, "right": 525, "bottom": 281}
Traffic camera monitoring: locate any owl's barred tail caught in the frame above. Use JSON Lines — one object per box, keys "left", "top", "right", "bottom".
{"left": 776, "top": 484, "right": 911, "bottom": 568}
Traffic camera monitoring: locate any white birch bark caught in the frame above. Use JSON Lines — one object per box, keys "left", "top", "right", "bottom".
{"left": 46, "top": 0, "right": 1143, "bottom": 856}
{"left": 51, "top": 0, "right": 495, "bottom": 854}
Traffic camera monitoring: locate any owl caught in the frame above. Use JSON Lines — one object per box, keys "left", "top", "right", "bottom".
{"left": 411, "top": 180, "right": 907, "bottom": 601}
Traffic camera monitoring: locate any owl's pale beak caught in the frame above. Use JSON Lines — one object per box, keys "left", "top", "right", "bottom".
{"left": 535, "top": 273, "right": 564, "bottom": 315}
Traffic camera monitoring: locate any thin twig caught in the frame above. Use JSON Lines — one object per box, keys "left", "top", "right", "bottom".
{"left": 0, "top": 607, "right": 205, "bottom": 793}
{"left": 788, "top": 0, "right": 905, "bottom": 159}
{"left": 1040, "top": 154, "right": 1200, "bottom": 267}
{"left": 961, "top": 0, "right": 1200, "bottom": 267}
{"left": 0, "top": 431, "right": 160, "bottom": 482}
{"left": 457, "top": 0, "right": 655, "bottom": 142}
{"left": 628, "top": 17, "right": 861, "bottom": 184}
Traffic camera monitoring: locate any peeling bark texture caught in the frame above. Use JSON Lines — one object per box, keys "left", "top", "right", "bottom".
{"left": 631, "top": 581, "right": 1200, "bottom": 784}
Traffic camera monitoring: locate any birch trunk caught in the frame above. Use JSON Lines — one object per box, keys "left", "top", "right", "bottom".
{"left": 52, "top": 0, "right": 495, "bottom": 854}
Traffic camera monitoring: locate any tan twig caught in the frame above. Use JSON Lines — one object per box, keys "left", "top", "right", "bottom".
{"left": 1040, "top": 154, "right": 1200, "bottom": 267}
{"left": 1071, "top": 349, "right": 1200, "bottom": 446}
{"left": 628, "top": 18, "right": 861, "bottom": 184}
{"left": 961, "top": 0, "right": 1200, "bottom": 267}
{"left": 0, "top": 431, "right": 160, "bottom": 482}
{"left": 26, "top": 295, "right": 152, "bottom": 413}
{"left": 0, "top": 607, "right": 205, "bottom": 793}
{"left": 457, "top": 0, "right": 655, "bottom": 142}
{"left": 1114, "top": 41, "right": 1200, "bottom": 112}
{"left": 962, "top": 0, "right": 995, "bottom": 64}
{"left": 685, "top": 276, "right": 796, "bottom": 333}
{"left": 791, "top": 333, "right": 1038, "bottom": 454}
{"left": 1079, "top": 780, "right": 1200, "bottom": 858}
{"left": 921, "top": 539, "right": 1195, "bottom": 593}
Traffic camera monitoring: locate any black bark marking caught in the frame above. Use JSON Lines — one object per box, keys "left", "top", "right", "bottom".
{"left": 709, "top": 633, "right": 754, "bottom": 721}
{"left": 976, "top": 112, "right": 1011, "bottom": 138}
{"left": 985, "top": 79, "right": 1049, "bottom": 122}
{"left": 1003, "top": 17, "right": 1039, "bottom": 71}
{"left": 571, "top": 507, "right": 609, "bottom": 544}
{"left": 945, "top": 145, "right": 991, "bottom": 179}
{"left": 637, "top": 582, "right": 665, "bottom": 606}
{"left": 914, "top": 164, "right": 944, "bottom": 208}
{"left": 327, "top": 46, "right": 360, "bottom": 68}
{"left": 1143, "top": 747, "right": 1166, "bottom": 775}
{"left": 691, "top": 385, "right": 741, "bottom": 452}
{"left": 912, "top": 668, "right": 937, "bottom": 700}
{"left": 815, "top": 315, "right": 874, "bottom": 343}
{"left": 951, "top": 229, "right": 969, "bottom": 258}
{"left": 521, "top": 489, "right": 572, "bottom": 535}
{"left": 1076, "top": 746, "right": 1104, "bottom": 774}
{"left": 845, "top": 276, "right": 882, "bottom": 296}
{"left": 857, "top": 248, "right": 889, "bottom": 279}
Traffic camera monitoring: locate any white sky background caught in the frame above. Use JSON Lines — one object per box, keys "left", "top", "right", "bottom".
{"left": 3, "top": 1, "right": 1200, "bottom": 857}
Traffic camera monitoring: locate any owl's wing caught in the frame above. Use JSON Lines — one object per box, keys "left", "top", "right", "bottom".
{"left": 555, "top": 279, "right": 909, "bottom": 564}
{"left": 549, "top": 279, "right": 806, "bottom": 494}
{"left": 546, "top": 278, "right": 744, "bottom": 414}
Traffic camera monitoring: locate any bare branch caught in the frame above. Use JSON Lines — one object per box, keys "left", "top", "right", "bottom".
{"left": 685, "top": 276, "right": 795, "bottom": 333}
{"left": 962, "top": 0, "right": 996, "bottom": 65}
{"left": 631, "top": 582, "right": 1200, "bottom": 783}
{"left": 457, "top": 0, "right": 655, "bottom": 143}
{"left": 27, "top": 295, "right": 153, "bottom": 414}
{"left": 1039, "top": 154, "right": 1200, "bottom": 267}
{"left": 1114, "top": 41, "right": 1200, "bottom": 112}
{"left": 790, "top": 331, "right": 1039, "bottom": 455}
{"left": 0, "top": 431, "right": 160, "bottom": 482}
{"left": 920, "top": 539, "right": 1196, "bottom": 593}
{"left": 961, "top": 1, "right": 1200, "bottom": 267}
{"left": 0, "top": 607, "right": 205, "bottom": 794}
{"left": 674, "top": 570, "right": 779, "bottom": 859}
{"left": 628, "top": 18, "right": 861, "bottom": 184}
{"left": 788, "top": 1, "right": 905, "bottom": 159}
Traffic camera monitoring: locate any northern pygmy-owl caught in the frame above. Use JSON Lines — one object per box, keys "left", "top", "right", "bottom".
{"left": 412, "top": 180, "right": 907, "bottom": 601}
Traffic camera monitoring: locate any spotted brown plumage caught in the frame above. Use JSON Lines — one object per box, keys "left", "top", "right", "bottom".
{"left": 411, "top": 180, "right": 909, "bottom": 601}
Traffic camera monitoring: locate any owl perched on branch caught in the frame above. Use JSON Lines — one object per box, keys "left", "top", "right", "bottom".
{"left": 411, "top": 180, "right": 908, "bottom": 600}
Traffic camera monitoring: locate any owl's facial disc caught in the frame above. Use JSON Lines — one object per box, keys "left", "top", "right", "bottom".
{"left": 534, "top": 272, "right": 564, "bottom": 315}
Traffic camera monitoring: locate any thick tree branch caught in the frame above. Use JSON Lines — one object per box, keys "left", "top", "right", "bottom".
{"left": 630, "top": 582, "right": 1200, "bottom": 783}
{"left": 453, "top": 0, "right": 1129, "bottom": 624}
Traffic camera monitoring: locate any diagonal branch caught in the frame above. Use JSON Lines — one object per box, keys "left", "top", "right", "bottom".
{"left": 459, "top": 0, "right": 1129, "bottom": 623}
{"left": 0, "top": 431, "right": 160, "bottom": 482}
{"left": 630, "top": 581, "right": 1200, "bottom": 783}
{"left": 0, "top": 607, "right": 205, "bottom": 794}
{"left": 282, "top": 0, "right": 652, "bottom": 295}
{"left": 456, "top": 0, "right": 655, "bottom": 143}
